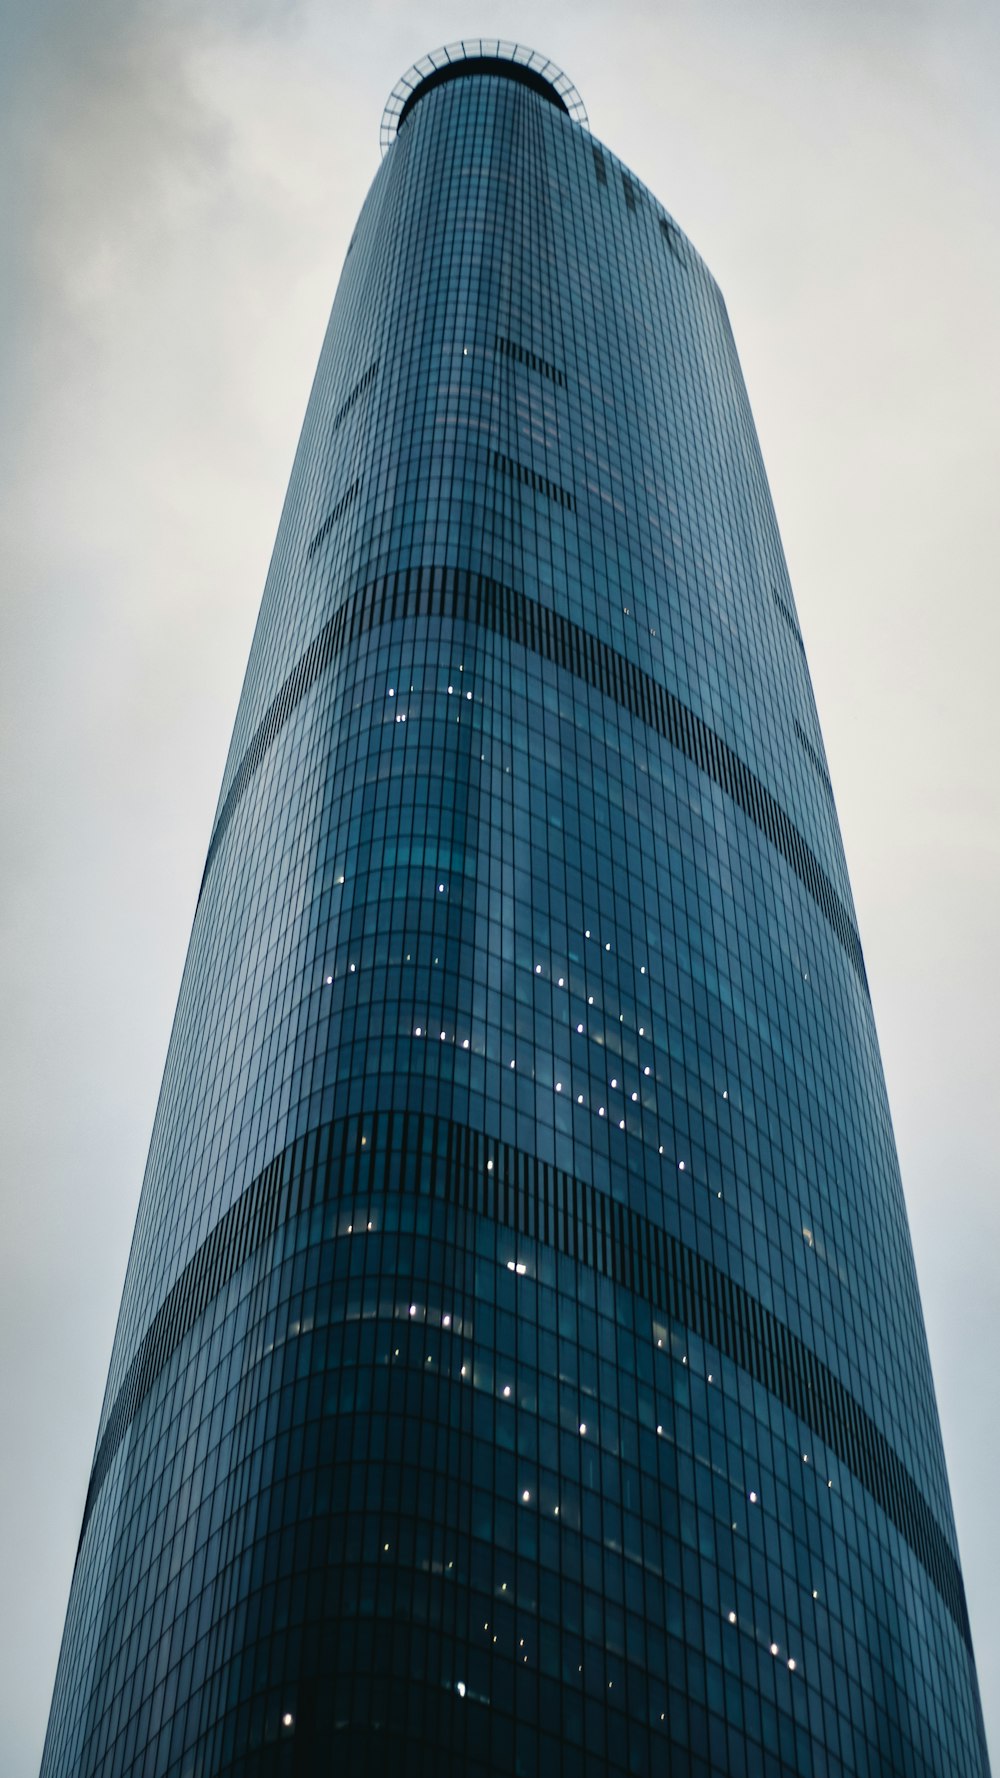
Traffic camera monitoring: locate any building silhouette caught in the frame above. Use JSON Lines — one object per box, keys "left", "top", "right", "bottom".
{"left": 41, "top": 41, "right": 990, "bottom": 1778}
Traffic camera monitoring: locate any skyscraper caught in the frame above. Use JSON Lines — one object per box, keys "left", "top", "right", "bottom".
{"left": 41, "top": 37, "right": 989, "bottom": 1777}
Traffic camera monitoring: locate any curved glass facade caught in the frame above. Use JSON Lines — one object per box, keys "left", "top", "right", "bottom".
{"left": 42, "top": 55, "right": 990, "bottom": 1778}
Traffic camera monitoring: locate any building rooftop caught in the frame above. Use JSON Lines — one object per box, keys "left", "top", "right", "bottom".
{"left": 381, "top": 40, "right": 588, "bottom": 154}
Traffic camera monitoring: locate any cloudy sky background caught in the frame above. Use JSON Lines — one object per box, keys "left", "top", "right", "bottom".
{"left": 2, "top": 0, "right": 998, "bottom": 1770}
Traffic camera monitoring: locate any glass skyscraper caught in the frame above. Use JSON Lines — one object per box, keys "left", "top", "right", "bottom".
{"left": 42, "top": 41, "right": 990, "bottom": 1778}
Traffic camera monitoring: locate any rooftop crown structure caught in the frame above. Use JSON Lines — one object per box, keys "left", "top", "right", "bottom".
{"left": 42, "top": 41, "right": 990, "bottom": 1778}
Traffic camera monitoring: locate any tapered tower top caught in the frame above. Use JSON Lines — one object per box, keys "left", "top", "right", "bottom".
{"left": 381, "top": 39, "right": 588, "bottom": 153}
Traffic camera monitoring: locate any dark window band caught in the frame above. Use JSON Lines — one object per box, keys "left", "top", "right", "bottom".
{"left": 795, "top": 720, "right": 835, "bottom": 804}
{"left": 659, "top": 216, "right": 682, "bottom": 258}
{"left": 78, "top": 1151, "right": 288, "bottom": 1558}
{"left": 198, "top": 565, "right": 867, "bottom": 995}
{"left": 492, "top": 450, "right": 575, "bottom": 510}
{"left": 772, "top": 584, "right": 805, "bottom": 656}
{"left": 306, "top": 479, "right": 361, "bottom": 560}
{"left": 495, "top": 334, "right": 566, "bottom": 387}
{"left": 79, "top": 1112, "right": 970, "bottom": 1654}
{"left": 331, "top": 359, "right": 379, "bottom": 436}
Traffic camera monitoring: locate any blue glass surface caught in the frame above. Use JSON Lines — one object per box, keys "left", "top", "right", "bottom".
{"left": 41, "top": 58, "right": 990, "bottom": 1778}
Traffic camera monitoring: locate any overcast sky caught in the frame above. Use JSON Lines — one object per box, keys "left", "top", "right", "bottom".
{"left": 2, "top": 2, "right": 998, "bottom": 1772}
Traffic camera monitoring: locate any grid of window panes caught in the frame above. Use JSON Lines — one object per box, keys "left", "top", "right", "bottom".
{"left": 41, "top": 64, "right": 990, "bottom": 1778}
